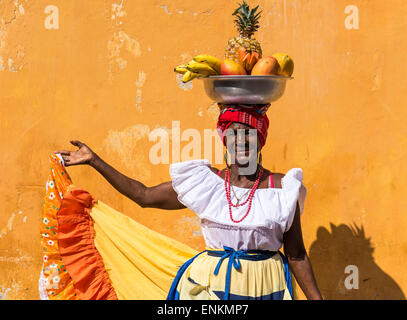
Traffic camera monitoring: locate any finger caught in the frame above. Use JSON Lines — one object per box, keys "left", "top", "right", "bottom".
{"left": 70, "top": 140, "right": 84, "bottom": 148}
{"left": 54, "top": 150, "right": 71, "bottom": 155}
{"left": 61, "top": 156, "right": 70, "bottom": 164}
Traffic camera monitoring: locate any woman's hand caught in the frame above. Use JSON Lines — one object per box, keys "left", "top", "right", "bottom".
{"left": 54, "top": 140, "right": 96, "bottom": 167}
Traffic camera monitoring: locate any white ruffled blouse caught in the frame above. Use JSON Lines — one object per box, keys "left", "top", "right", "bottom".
{"left": 169, "top": 159, "right": 306, "bottom": 252}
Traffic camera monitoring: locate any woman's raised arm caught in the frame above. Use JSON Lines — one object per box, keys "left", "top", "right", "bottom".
{"left": 54, "top": 140, "right": 185, "bottom": 210}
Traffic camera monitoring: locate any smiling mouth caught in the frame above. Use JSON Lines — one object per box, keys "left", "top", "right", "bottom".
{"left": 235, "top": 148, "right": 255, "bottom": 157}
{"left": 236, "top": 144, "right": 254, "bottom": 151}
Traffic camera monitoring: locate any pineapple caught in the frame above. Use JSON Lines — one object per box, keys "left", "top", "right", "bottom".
{"left": 225, "top": 0, "right": 263, "bottom": 73}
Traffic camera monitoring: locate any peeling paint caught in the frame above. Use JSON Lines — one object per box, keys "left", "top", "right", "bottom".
{"left": 0, "top": 280, "right": 23, "bottom": 300}
{"left": 0, "top": 205, "right": 29, "bottom": 238}
{"left": 135, "top": 71, "right": 146, "bottom": 87}
{"left": 0, "top": 1, "right": 26, "bottom": 71}
{"left": 0, "top": 29, "right": 6, "bottom": 52}
{"left": 180, "top": 52, "right": 192, "bottom": 62}
{"left": 206, "top": 102, "right": 219, "bottom": 121}
{"left": 136, "top": 89, "right": 142, "bottom": 103}
{"left": 8, "top": 57, "right": 17, "bottom": 72}
{"left": 18, "top": 3, "right": 24, "bottom": 15}
{"left": 108, "top": 1, "right": 141, "bottom": 76}
{"left": 0, "top": 254, "right": 33, "bottom": 263}
{"left": 371, "top": 51, "right": 384, "bottom": 91}
{"left": 0, "top": 212, "right": 16, "bottom": 238}
{"left": 0, "top": 56, "right": 5, "bottom": 71}
{"left": 159, "top": 6, "right": 209, "bottom": 16}
{"left": 135, "top": 71, "right": 146, "bottom": 110}
{"left": 176, "top": 73, "right": 193, "bottom": 91}
{"left": 160, "top": 5, "right": 171, "bottom": 15}
{"left": 192, "top": 230, "right": 202, "bottom": 237}
{"left": 120, "top": 32, "right": 141, "bottom": 56}
{"left": 0, "top": 287, "right": 11, "bottom": 300}
{"left": 112, "top": 0, "right": 127, "bottom": 22}
{"left": 103, "top": 125, "right": 152, "bottom": 179}
{"left": 179, "top": 216, "right": 202, "bottom": 237}
{"left": 108, "top": 31, "right": 141, "bottom": 74}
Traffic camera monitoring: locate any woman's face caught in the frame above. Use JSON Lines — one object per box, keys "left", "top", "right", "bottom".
{"left": 224, "top": 122, "right": 261, "bottom": 167}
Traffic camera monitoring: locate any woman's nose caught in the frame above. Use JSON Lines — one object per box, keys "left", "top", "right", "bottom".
{"left": 236, "top": 131, "right": 246, "bottom": 144}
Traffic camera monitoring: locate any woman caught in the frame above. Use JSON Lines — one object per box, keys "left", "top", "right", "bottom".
{"left": 54, "top": 104, "right": 322, "bottom": 300}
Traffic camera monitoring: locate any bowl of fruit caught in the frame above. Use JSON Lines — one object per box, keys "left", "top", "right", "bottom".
{"left": 174, "top": 1, "right": 294, "bottom": 105}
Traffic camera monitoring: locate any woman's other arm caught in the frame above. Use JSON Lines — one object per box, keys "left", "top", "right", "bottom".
{"left": 54, "top": 140, "right": 185, "bottom": 210}
{"left": 283, "top": 202, "right": 323, "bottom": 300}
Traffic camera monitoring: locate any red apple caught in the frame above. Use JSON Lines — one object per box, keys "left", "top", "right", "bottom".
{"left": 251, "top": 56, "right": 280, "bottom": 75}
{"left": 220, "top": 59, "right": 247, "bottom": 75}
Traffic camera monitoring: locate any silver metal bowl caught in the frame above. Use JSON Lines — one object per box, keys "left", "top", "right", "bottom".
{"left": 199, "top": 75, "right": 293, "bottom": 105}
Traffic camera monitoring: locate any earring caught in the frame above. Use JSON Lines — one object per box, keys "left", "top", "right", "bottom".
{"left": 224, "top": 151, "right": 231, "bottom": 169}
{"left": 258, "top": 151, "right": 263, "bottom": 166}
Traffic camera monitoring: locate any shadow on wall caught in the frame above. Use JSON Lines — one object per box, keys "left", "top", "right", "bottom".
{"left": 308, "top": 223, "right": 405, "bottom": 300}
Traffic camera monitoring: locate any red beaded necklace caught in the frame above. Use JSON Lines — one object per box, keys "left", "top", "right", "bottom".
{"left": 224, "top": 166, "right": 264, "bottom": 223}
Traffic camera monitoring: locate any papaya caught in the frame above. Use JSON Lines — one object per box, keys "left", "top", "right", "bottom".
{"left": 251, "top": 57, "right": 280, "bottom": 75}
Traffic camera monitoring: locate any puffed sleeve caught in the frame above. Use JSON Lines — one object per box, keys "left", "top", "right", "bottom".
{"left": 169, "top": 159, "right": 218, "bottom": 214}
{"left": 281, "top": 168, "right": 307, "bottom": 232}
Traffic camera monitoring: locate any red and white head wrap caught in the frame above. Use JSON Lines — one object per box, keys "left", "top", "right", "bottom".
{"left": 216, "top": 103, "right": 270, "bottom": 149}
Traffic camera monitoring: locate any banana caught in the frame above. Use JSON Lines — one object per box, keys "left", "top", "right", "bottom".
{"left": 182, "top": 70, "right": 202, "bottom": 83}
{"left": 186, "top": 60, "right": 218, "bottom": 76}
{"left": 193, "top": 54, "right": 222, "bottom": 74}
{"left": 174, "top": 64, "right": 189, "bottom": 74}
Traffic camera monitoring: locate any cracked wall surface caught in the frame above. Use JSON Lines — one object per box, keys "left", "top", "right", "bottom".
{"left": 0, "top": 0, "right": 26, "bottom": 72}
{"left": 1, "top": 0, "right": 407, "bottom": 300}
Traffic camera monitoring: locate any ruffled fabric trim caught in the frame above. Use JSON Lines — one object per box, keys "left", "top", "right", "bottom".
{"left": 281, "top": 168, "right": 307, "bottom": 232}
{"left": 170, "top": 159, "right": 212, "bottom": 213}
{"left": 169, "top": 159, "right": 306, "bottom": 232}
{"left": 40, "top": 154, "right": 78, "bottom": 300}
{"left": 57, "top": 186, "right": 118, "bottom": 300}
{"left": 40, "top": 153, "right": 118, "bottom": 300}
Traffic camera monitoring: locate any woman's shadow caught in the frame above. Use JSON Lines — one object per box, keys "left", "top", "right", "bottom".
{"left": 308, "top": 223, "right": 405, "bottom": 299}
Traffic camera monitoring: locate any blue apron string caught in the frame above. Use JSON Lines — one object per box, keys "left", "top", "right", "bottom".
{"left": 278, "top": 251, "right": 294, "bottom": 299}
{"left": 166, "top": 250, "right": 207, "bottom": 300}
{"left": 212, "top": 246, "right": 248, "bottom": 300}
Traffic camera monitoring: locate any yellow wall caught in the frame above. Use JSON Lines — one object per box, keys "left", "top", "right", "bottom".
{"left": 0, "top": 0, "right": 406, "bottom": 299}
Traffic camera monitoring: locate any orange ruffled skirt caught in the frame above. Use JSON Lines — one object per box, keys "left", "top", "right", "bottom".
{"left": 39, "top": 153, "right": 198, "bottom": 300}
